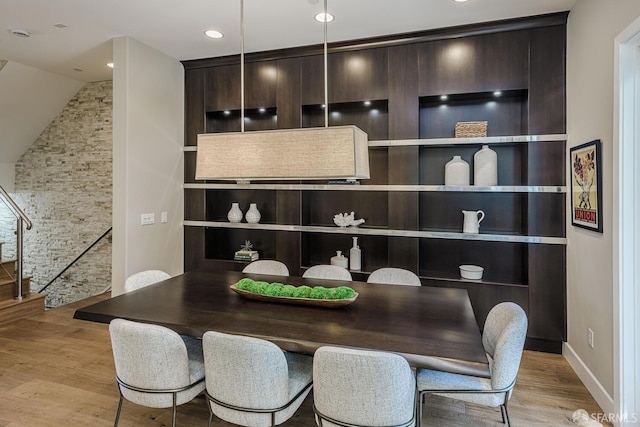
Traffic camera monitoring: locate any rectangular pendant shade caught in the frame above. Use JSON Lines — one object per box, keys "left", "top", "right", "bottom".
{"left": 195, "top": 126, "right": 370, "bottom": 181}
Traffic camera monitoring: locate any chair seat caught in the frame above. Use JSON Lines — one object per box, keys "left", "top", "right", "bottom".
{"left": 417, "top": 368, "right": 506, "bottom": 407}
{"left": 284, "top": 351, "right": 314, "bottom": 397}
{"left": 183, "top": 336, "right": 205, "bottom": 384}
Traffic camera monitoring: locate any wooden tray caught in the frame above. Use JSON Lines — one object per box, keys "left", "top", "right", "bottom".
{"left": 230, "top": 284, "right": 358, "bottom": 308}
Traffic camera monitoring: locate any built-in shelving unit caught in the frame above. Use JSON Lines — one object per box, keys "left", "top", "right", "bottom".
{"left": 182, "top": 12, "right": 569, "bottom": 353}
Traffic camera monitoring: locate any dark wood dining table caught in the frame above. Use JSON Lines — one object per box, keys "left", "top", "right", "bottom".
{"left": 73, "top": 270, "right": 489, "bottom": 377}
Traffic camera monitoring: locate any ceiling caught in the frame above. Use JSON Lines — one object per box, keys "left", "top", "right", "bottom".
{"left": 0, "top": 0, "right": 575, "bottom": 172}
{"left": 1, "top": 0, "right": 576, "bottom": 83}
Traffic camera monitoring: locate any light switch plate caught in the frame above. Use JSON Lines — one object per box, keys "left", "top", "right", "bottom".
{"left": 161, "top": 211, "right": 168, "bottom": 223}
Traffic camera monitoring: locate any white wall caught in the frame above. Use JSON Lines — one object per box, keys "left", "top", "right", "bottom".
{"left": 112, "top": 36, "right": 185, "bottom": 295}
{"left": 0, "top": 61, "right": 84, "bottom": 165}
{"left": 565, "top": 0, "right": 640, "bottom": 413}
{"left": 0, "top": 163, "right": 14, "bottom": 191}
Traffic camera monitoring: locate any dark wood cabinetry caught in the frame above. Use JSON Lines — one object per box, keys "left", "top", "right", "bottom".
{"left": 182, "top": 13, "right": 568, "bottom": 352}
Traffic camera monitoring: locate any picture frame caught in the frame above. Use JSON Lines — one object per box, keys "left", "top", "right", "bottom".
{"left": 570, "top": 139, "right": 603, "bottom": 233}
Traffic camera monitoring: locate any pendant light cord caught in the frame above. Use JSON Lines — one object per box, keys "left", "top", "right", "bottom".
{"left": 240, "top": 0, "right": 245, "bottom": 132}
{"left": 323, "top": 0, "right": 329, "bottom": 128}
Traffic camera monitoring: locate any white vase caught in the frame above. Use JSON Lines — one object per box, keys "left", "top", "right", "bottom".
{"left": 245, "top": 203, "right": 261, "bottom": 224}
{"left": 473, "top": 145, "right": 498, "bottom": 186}
{"left": 444, "top": 156, "right": 470, "bottom": 186}
{"left": 227, "top": 203, "right": 243, "bottom": 223}
{"left": 349, "top": 236, "right": 361, "bottom": 271}
{"left": 330, "top": 251, "right": 349, "bottom": 269}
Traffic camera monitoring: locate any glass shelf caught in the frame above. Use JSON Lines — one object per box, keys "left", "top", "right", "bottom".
{"left": 368, "top": 134, "right": 567, "bottom": 147}
{"left": 184, "top": 220, "right": 567, "bottom": 245}
{"left": 184, "top": 183, "right": 566, "bottom": 193}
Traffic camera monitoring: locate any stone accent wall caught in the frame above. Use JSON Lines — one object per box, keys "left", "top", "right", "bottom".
{"left": 11, "top": 81, "right": 113, "bottom": 307}
{"left": 0, "top": 204, "right": 16, "bottom": 260}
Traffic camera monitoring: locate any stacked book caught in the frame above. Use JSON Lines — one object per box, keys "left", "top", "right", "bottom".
{"left": 234, "top": 250, "right": 259, "bottom": 262}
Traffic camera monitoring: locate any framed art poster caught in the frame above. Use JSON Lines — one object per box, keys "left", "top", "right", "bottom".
{"left": 570, "top": 139, "right": 603, "bottom": 232}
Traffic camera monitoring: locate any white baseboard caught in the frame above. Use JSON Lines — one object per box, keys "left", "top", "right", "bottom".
{"left": 563, "top": 342, "right": 614, "bottom": 414}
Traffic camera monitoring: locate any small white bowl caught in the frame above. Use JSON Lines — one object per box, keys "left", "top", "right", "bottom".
{"left": 459, "top": 265, "right": 484, "bottom": 280}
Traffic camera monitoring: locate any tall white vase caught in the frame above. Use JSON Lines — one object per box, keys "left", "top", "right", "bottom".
{"left": 245, "top": 203, "right": 261, "bottom": 224}
{"left": 474, "top": 145, "right": 498, "bottom": 186}
{"left": 349, "top": 236, "right": 361, "bottom": 271}
{"left": 444, "top": 156, "right": 470, "bottom": 185}
{"left": 227, "top": 203, "right": 243, "bottom": 223}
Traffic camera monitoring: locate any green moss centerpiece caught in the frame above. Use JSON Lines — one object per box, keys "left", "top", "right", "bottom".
{"left": 231, "top": 278, "right": 358, "bottom": 308}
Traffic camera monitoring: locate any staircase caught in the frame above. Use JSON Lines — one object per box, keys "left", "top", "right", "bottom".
{"left": 0, "top": 242, "right": 45, "bottom": 324}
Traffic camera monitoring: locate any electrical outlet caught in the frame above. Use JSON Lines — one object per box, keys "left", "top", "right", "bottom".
{"left": 588, "top": 328, "right": 594, "bottom": 348}
{"left": 141, "top": 213, "right": 155, "bottom": 226}
{"left": 161, "top": 211, "right": 168, "bottom": 223}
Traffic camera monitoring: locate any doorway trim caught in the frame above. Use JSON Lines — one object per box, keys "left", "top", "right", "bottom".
{"left": 613, "top": 15, "right": 640, "bottom": 426}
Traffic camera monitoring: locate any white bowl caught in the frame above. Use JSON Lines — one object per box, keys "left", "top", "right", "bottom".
{"left": 459, "top": 265, "right": 484, "bottom": 280}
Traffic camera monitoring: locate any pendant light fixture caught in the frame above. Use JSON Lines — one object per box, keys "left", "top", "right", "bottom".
{"left": 195, "top": 0, "right": 370, "bottom": 182}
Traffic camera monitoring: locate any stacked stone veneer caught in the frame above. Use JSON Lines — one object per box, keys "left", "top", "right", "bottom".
{"left": 0, "top": 204, "right": 16, "bottom": 260}
{"left": 10, "top": 81, "right": 112, "bottom": 307}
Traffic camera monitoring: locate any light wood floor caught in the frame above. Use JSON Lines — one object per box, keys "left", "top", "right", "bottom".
{"left": 0, "top": 293, "right": 609, "bottom": 427}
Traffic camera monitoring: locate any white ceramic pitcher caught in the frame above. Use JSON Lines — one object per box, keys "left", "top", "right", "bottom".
{"left": 462, "top": 210, "right": 485, "bottom": 234}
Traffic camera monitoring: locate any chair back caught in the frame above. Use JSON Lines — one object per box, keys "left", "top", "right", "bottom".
{"left": 202, "top": 331, "right": 290, "bottom": 411}
{"left": 242, "top": 260, "right": 289, "bottom": 276}
{"left": 482, "top": 302, "right": 528, "bottom": 391}
{"left": 313, "top": 346, "right": 416, "bottom": 427}
{"left": 302, "top": 265, "right": 352, "bottom": 281}
{"left": 367, "top": 268, "right": 421, "bottom": 286}
{"left": 124, "top": 270, "right": 170, "bottom": 292}
{"left": 109, "top": 319, "right": 192, "bottom": 405}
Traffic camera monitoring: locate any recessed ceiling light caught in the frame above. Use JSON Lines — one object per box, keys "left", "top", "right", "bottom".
{"left": 204, "top": 29, "right": 224, "bottom": 39}
{"left": 314, "top": 12, "right": 334, "bottom": 23}
{"left": 106, "top": 62, "right": 114, "bottom": 69}
{"left": 73, "top": 68, "right": 83, "bottom": 72}
{"left": 258, "top": 107, "right": 266, "bottom": 113}
{"left": 53, "top": 23, "right": 68, "bottom": 29}
{"left": 364, "top": 101, "right": 371, "bottom": 106}
{"left": 223, "top": 110, "right": 231, "bottom": 115}
{"left": 453, "top": 0, "right": 470, "bottom": 2}
{"left": 440, "top": 95, "right": 448, "bottom": 101}
{"left": 493, "top": 90, "right": 502, "bottom": 97}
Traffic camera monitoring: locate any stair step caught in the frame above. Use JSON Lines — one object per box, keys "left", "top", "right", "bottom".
{"left": 0, "top": 276, "right": 31, "bottom": 300}
{"left": 0, "top": 259, "right": 16, "bottom": 280}
{"left": 0, "top": 293, "right": 46, "bottom": 325}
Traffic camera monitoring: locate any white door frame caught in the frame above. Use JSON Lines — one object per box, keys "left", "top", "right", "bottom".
{"left": 613, "top": 16, "right": 640, "bottom": 426}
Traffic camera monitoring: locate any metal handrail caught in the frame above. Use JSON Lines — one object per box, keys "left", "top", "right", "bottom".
{"left": 0, "top": 186, "right": 32, "bottom": 230}
{"left": 38, "top": 227, "right": 112, "bottom": 295}
{"left": 0, "top": 185, "right": 31, "bottom": 300}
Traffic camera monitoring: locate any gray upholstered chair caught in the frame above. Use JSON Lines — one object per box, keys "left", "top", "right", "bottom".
{"left": 367, "top": 268, "right": 421, "bottom": 286}
{"left": 416, "top": 302, "right": 527, "bottom": 427}
{"left": 108, "top": 318, "right": 205, "bottom": 427}
{"left": 313, "top": 346, "right": 416, "bottom": 427}
{"left": 202, "top": 330, "right": 313, "bottom": 427}
{"left": 302, "top": 265, "right": 352, "bottom": 281}
{"left": 242, "top": 260, "right": 290, "bottom": 276}
{"left": 124, "top": 269, "right": 171, "bottom": 292}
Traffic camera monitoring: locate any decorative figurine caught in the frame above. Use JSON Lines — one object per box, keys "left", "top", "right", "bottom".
{"left": 333, "top": 211, "right": 365, "bottom": 227}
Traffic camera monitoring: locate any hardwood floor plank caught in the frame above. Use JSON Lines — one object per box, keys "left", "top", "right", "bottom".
{"left": 0, "top": 293, "right": 609, "bottom": 426}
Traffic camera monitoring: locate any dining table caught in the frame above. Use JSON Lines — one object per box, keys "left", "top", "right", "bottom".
{"left": 73, "top": 270, "right": 490, "bottom": 377}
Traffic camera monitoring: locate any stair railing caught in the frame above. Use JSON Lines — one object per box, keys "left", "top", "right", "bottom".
{"left": 38, "top": 226, "right": 112, "bottom": 296}
{"left": 0, "top": 185, "right": 32, "bottom": 300}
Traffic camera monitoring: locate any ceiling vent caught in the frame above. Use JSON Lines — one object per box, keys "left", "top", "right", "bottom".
{"left": 9, "top": 28, "right": 30, "bottom": 38}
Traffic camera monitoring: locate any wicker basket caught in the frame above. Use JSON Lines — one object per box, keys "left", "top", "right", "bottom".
{"left": 455, "top": 121, "right": 488, "bottom": 138}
